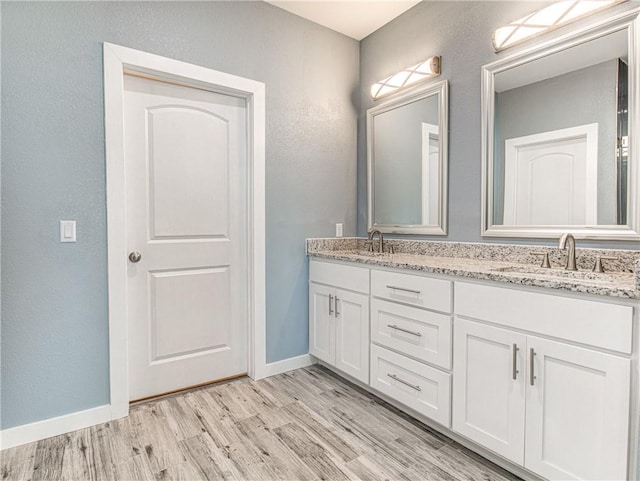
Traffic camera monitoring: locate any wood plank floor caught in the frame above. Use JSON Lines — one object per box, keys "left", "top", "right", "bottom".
{"left": 1, "top": 365, "right": 520, "bottom": 481}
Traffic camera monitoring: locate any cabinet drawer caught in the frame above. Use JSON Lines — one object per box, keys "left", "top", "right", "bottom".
{"left": 310, "top": 259, "right": 370, "bottom": 294}
{"left": 371, "top": 298, "right": 452, "bottom": 369}
{"left": 370, "top": 344, "right": 451, "bottom": 427}
{"left": 371, "top": 269, "right": 452, "bottom": 313}
{"left": 455, "top": 282, "right": 633, "bottom": 354}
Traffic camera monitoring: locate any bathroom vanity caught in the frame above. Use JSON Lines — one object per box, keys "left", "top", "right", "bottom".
{"left": 329, "top": 6, "right": 640, "bottom": 480}
{"left": 307, "top": 238, "right": 640, "bottom": 481}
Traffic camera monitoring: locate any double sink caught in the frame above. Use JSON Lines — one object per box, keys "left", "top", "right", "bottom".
{"left": 308, "top": 235, "right": 638, "bottom": 298}
{"left": 351, "top": 248, "right": 633, "bottom": 284}
{"left": 489, "top": 265, "right": 631, "bottom": 282}
{"left": 359, "top": 230, "right": 634, "bottom": 284}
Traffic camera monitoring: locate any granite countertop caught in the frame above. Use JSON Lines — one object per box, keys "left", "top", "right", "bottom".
{"left": 307, "top": 238, "right": 640, "bottom": 300}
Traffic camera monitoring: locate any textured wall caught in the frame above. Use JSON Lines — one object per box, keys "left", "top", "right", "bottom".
{"left": 2, "top": 0, "right": 638, "bottom": 435}
{"left": 1, "top": 1, "right": 358, "bottom": 429}
{"left": 358, "top": 1, "right": 640, "bottom": 250}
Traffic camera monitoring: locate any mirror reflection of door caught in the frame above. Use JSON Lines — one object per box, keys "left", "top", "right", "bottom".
{"left": 367, "top": 80, "right": 448, "bottom": 235}
{"left": 503, "top": 124, "right": 598, "bottom": 225}
{"left": 421, "top": 123, "right": 440, "bottom": 225}
{"left": 372, "top": 95, "right": 440, "bottom": 226}
{"left": 482, "top": 11, "right": 640, "bottom": 239}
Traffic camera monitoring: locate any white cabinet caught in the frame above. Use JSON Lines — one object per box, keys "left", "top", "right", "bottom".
{"left": 309, "top": 283, "right": 334, "bottom": 364}
{"left": 309, "top": 260, "right": 370, "bottom": 383}
{"left": 454, "top": 281, "right": 633, "bottom": 354}
{"left": 371, "top": 269, "right": 452, "bottom": 312}
{"left": 369, "top": 268, "right": 453, "bottom": 426}
{"left": 371, "top": 344, "right": 451, "bottom": 426}
{"left": 525, "top": 336, "right": 630, "bottom": 481}
{"left": 454, "top": 316, "right": 631, "bottom": 481}
{"left": 371, "top": 298, "right": 452, "bottom": 369}
{"left": 334, "top": 289, "right": 370, "bottom": 382}
{"left": 452, "top": 319, "right": 526, "bottom": 464}
{"left": 308, "top": 260, "right": 635, "bottom": 481}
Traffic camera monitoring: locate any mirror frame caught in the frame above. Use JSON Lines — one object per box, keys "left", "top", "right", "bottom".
{"left": 367, "top": 80, "right": 449, "bottom": 235}
{"left": 481, "top": 8, "right": 640, "bottom": 240}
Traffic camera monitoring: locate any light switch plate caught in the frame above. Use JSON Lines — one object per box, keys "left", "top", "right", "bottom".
{"left": 335, "top": 223, "right": 343, "bottom": 238}
{"left": 60, "top": 220, "right": 76, "bottom": 243}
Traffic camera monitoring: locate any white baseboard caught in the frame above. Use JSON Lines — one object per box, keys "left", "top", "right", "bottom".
{"left": 262, "top": 354, "right": 316, "bottom": 378}
{"left": 0, "top": 404, "right": 112, "bottom": 451}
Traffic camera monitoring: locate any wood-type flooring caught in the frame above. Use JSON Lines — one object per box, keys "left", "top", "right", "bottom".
{"left": 1, "top": 365, "right": 520, "bottom": 481}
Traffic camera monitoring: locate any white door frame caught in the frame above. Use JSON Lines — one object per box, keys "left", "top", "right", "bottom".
{"left": 103, "top": 42, "right": 266, "bottom": 420}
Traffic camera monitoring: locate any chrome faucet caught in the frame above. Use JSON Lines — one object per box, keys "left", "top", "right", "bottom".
{"left": 368, "top": 229, "right": 384, "bottom": 253}
{"left": 558, "top": 233, "right": 578, "bottom": 271}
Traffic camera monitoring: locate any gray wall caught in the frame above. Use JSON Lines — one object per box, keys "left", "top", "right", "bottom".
{"left": 495, "top": 60, "right": 618, "bottom": 224}
{"left": 2, "top": 0, "right": 639, "bottom": 436}
{"left": 1, "top": 1, "right": 359, "bottom": 429}
{"left": 358, "top": 0, "right": 640, "bottom": 250}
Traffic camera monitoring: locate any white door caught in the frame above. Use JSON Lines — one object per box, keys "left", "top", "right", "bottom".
{"left": 421, "top": 123, "right": 440, "bottom": 225}
{"left": 124, "top": 74, "right": 248, "bottom": 401}
{"left": 525, "top": 336, "right": 630, "bottom": 480}
{"left": 334, "top": 289, "right": 369, "bottom": 383}
{"left": 452, "top": 318, "right": 526, "bottom": 464}
{"left": 309, "top": 283, "right": 335, "bottom": 364}
{"left": 503, "top": 123, "right": 598, "bottom": 225}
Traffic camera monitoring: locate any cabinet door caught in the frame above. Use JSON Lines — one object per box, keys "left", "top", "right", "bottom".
{"left": 525, "top": 336, "right": 630, "bottom": 480}
{"left": 309, "top": 283, "right": 335, "bottom": 364}
{"left": 452, "top": 318, "right": 526, "bottom": 465}
{"left": 335, "top": 289, "right": 370, "bottom": 383}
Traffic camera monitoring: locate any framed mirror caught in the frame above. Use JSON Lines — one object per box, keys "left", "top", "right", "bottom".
{"left": 367, "top": 80, "right": 448, "bottom": 235}
{"left": 481, "top": 9, "right": 639, "bottom": 240}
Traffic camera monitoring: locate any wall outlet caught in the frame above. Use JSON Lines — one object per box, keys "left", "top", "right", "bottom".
{"left": 335, "top": 223, "right": 343, "bottom": 238}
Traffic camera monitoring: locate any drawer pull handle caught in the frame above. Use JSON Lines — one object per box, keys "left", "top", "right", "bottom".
{"left": 387, "top": 324, "right": 422, "bottom": 337}
{"left": 530, "top": 348, "right": 536, "bottom": 386}
{"left": 512, "top": 343, "right": 519, "bottom": 380}
{"left": 387, "top": 373, "right": 421, "bottom": 391}
{"left": 328, "top": 294, "right": 334, "bottom": 316}
{"left": 335, "top": 296, "right": 340, "bottom": 317}
{"left": 386, "top": 285, "right": 421, "bottom": 295}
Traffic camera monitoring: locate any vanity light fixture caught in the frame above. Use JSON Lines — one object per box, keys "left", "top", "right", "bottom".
{"left": 370, "top": 56, "right": 441, "bottom": 100}
{"left": 492, "top": 0, "right": 627, "bottom": 52}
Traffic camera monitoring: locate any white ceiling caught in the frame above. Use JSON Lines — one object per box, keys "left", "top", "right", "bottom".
{"left": 265, "top": 0, "right": 422, "bottom": 40}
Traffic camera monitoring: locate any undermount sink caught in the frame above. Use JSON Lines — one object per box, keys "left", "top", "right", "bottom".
{"left": 491, "top": 265, "right": 631, "bottom": 282}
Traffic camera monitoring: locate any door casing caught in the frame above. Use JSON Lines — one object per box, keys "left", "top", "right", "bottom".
{"left": 103, "top": 42, "right": 266, "bottom": 420}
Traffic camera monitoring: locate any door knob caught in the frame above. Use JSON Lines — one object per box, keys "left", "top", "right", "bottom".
{"left": 128, "top": 251, "right": 142, "bottom": 263}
